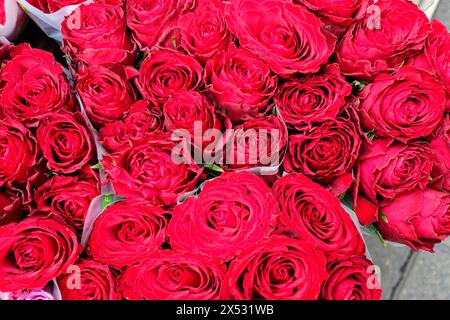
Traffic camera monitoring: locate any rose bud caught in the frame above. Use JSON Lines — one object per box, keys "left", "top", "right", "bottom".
{"left": 226, "top": 0, "right": 335, "bottom": 76}
{"left": 76, "top": 65, "right": 137, "bottom": 128}
{"left": 138, "top": 50, "right": 203, "bottom": 104}
{"left": 27, "top": 0, "right": 85, "bottom": 13}
{"left": 168, "top": 172, "right": 279, "bottom": 261}
{"left": 102, "top": 133, "right": 203, "bottom": 207}
{"left": 88, "top": 200, "right": 170, "bottom": 269}
{"left": 58, "top": 259, "right": 119, "bottom": 300}
{"left": 377, "top": 188, "right": 450, "bottom": 252}
{"left": 119, "top": 251, "right": 225, "bottom": 300}
{"left": 275, "top": 64, "right": 352, "bottom": 130}
{"left": 62, "top": 1, "right": 136, "bottom": 67}
{"left": 357, "top": 138, "right": 435, "bottom": 203}
{"left": 37, "top": 112, "right": 95, "bottom": 175}
{"left": 222, "top": 236, "right": 327, "bottom": 300}
{"left": 321, "top": 256, "right": 382, "bottom": 300}
{"left": 0, "top": 44, "right": 74, "bottom": 127}
{"left": 272, "top": 173, "right": 365, "bottom": 260}
{"left": 205, "top": 46, "right": 277, "bottom": 122}
{"left": 429, "top": 116, "right": 450, "bottom": 192}
{"left": 360, "top": 66, "right": 446, "bottom": 143}
{"left": 0, "top": 216, "right": 80, "bottom": 291}
{"left": 34, "top": 175, "right": 99, "bottom": 232}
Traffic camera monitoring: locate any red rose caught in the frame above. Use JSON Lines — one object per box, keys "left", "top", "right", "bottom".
{"left": 205, "top": 47, "right": 277, "bottom": 122}
{"left": 321, "top": 256, "right": 382, "bottom": 300}
{"left": 88, "top": 200, "right": 170, "bottom": 269}
{"left": 222, "top": 236, "right": 327, "bottom": 300}
{"left": 27, "top": 0, "right": 85, "bottom": 14}
{"left": 98, "top": 121, "right": 130, "bottom": 154}
{"left": 126, "top": 0, "right": 195, "bottom": 51}
{"left": 76, "top": 65, "right": 137, "bottom": 128}
{"left": 168, "top": 172, "right": 279, "bottom": 261}
{"left": 336, "top": 0, "right": 430, "bottom": 79}
{"left": 283, "top": 104, "right": 362, "bottom": 192}
{"left": 119, "top": 251, "right": 225, "bottom": 300}
{"left": 37, "top": 112, "right": 95, "bottom": 174}
{"left": 0, "top": 216, "right": 80, "bottom": 291}
{"left": 35, "top": 174, "right": 99, "bottom": 231}
{"left": 102, "top": 134, "right": 203, "bottom": 207}
{"left": 377, "top": 189, "right": 450, "bottom": 252}
{"left": 360, "top": 66, "right": 446, "bottom": 142}
{"left": 0, "top": 187, "right": 25, "bottom": 226}
{"left": 178, "top": 0, "right": 231, "bottom": 64}
{"left": 272, "top": 173, "right": 365, "bottom": 260}
{"left": 226, "top": 0, "right": 335, "bottom": 76}
{"left": 138, "top": 50, "right": 203, "bottom": 104}
{"left": 429, "top": 116, "right": 450, "bottom": 192}
{"left": 62, "top": 2, "right": 136, "bottom": 67}
{"left": 275, "top": 64, "right": 352, "bottom": 130}
{"left": 357, "top": 138, "right": 435, "bottom": 203}
{"left": 58, "top": 259, "right": 119, "bottom": 300}
{"left": 0, "top": 44, "right": 74, "bottom": 127}
{"left": 0, "top": 119, "right": 37, "bottom": 186}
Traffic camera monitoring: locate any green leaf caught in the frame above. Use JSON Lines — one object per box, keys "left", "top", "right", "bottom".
{"left": 364, "top": 224, "right": 388, "bottom": 248}
{"left": 379, "top": 211, "right": 388, "bottom": 223}
{"left": 205, "top": 163, "right": 224, "bottom": 173}
{"left": 172, "top": 37, "right": 177, "bottom": 49}
{"left": 366, "top": 129, "right": 376, "bottom": 141}
{"left": 91, "top": 163, "right": 102, "bottom": 170}
{"left": 351, "top": 80, "right": 367, "bottom": 91}
{"left": 102, "top": 194, "right": 114, "bottom": 210}
{"left": 45, "top": 171, "right": 55, "bottom": 178}
{"left": 363, "top": 224, "right": 378, "bottom": 234}
{"left": 338, "top": 192, "right": 347, "bottom": 201}
{"left": 272, "top": 106, "right": 278, "bottom": 116}
{"left": 428, "top": 176, "right": 433, "bottom": 182}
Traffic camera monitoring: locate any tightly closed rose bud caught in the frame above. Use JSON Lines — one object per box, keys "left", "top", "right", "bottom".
{"left": 321, "top": 256, "right": 382, "bottom": 300}
{"left": 34, "top": 174, "right": 99, "bottom": 232}
{"left": 88, "top": 200, "right": 170, "bottom": 269}
{"left": 222, "top": 236, "right": 327, "bottom": 300}
{"left": 0, "top": 216, "right": 80, "bottom": 291}
{"left": 58, "top": 259, "right": 119, "bottom": 300}
{"left": 168, "top": 172, "right": 279, "bottom": 261}
{"left": 336, "top": 0, "right": 430, "bottom": 79}
{"left": 27, "top": 0, "right": 85, "bottom": 14}
{"left": 272, "top": 173, "right": 365, "bottom": 260}
{"left": 357, "top": 138, "right": 435, "bottom": 203}
{"left": 37, "top": 112, "right": 95, "bottom": 174}
{"left": 102, "top": 134, "right": 203, "bottom": 207}
{"left": 377, "top": 189, "right": 450, "bottom": 252}
{"left": 0, "top": 44, "right": 74, "bottom": 127}
{"left": 360, "top": 66, "right": 446, "bottom": 142}
{"left": 138, "top": 50, "right": 203, "bottom": 104}
{"left": 119, "top": 251, "right": 226, "bottom": 300}
{"left": 205, "top": 46, "right": 277, "bottom": 122}
{"left": 429, "top": 116, "right": 450, "bottom": 192}
{"left": 275, "top": 64, "right": 352, "bottom": 130}
{"left": 226, "top": 0, "right": 335, "bottom": 76}
{"left": 62, "top": 2, "right": 136, "bottom": 67}
{"left": 76, "top": 65, "right": 137, "bottom": 128}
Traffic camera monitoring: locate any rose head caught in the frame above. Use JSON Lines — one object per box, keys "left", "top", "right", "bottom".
{"left": 226, "top": 0, "right": 335, "bottom": 76}
{"left": 168, "top": 172, "right": 279, "bottom": 261}
{"left": 429, "top": 115, "right": 450, "bottom": 192}
{"left": 27, "top": 0, "right": 85, "bottom": 14}
{"left": 119, "top": 251, "right": 225, "bottom": 300}
{"left": 377, "top": 188, "right": 450, "bottom": 252}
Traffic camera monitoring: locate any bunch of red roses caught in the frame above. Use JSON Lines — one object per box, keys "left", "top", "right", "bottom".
{"left": 0, "top": 0, "right": 448, "bottom": 300}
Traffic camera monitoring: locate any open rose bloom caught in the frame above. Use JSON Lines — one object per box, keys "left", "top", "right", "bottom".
{"left": 1, "top": 0, "right": 448, "bottom": 300}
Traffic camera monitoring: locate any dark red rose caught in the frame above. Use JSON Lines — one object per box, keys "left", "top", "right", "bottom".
{"left": 226, "top": 0, "right": 335, "bottom": 76}
{"left": 321, "top": 256, "right": 382, "bottom": 300}
{"left": 126, "top": 0, "right": 196, "bottom": 51}
{"left": 102, "top": 134, "right": 203, "bottom": 207}
{"left": 377, "top": 188, "right": 450, "bottom": 252}
{"left": 168, "top": 172, "right": 279, "bottom": 261}
{"left": 34, "top": 175, "right": 99, "bottom": 231}
{"left": 0, "top": 216, "right": 80, "bottom": 291}
{"left": 222, "top": 236, "right": 327, "bottom": 300}
{"left": 88, "top": 200, "right": 170, "bottom": 269}
{"left": 27, "top": 0, "right": 85, "bottom": 14}
{"left": 359, "top": 66, "right": 446, "bottom": 142}
{"left": 138, "top": 50, "right": 203, "bottom": 104}
{"left": 62, "top": 2, "right": 136, "bottom": 67}
{"left": 37, "top": 112, "right": 95, "bottom": 174}
{"left": 0, "top": 44, "right": 74, "bottom": 127}
{"left": 205, "top": 46, "right": 277, "bottom": 122}
{"left": 275, "top": 64, "right": 352, "bottom": 130}
{"left": 429, "top": 115, "right": 450, "bottom": 192}
{"left": 0, "top": 187, "right": 25, "bottom": 226}
{"left": 336, "top": 0, "right": 430, "bottom": 79}
{"left": 76, "top": 65, "right": 137, "bottom": 128}
{"left": 119, "top": 251, "right": 225, "bottom": 300}
{"left": 58, "top": 259, "right": 119, "bottom": 300}
{"left": 272, "top": 173, "right": 365, "bottom": 260}
{"left": 357, "top": 138, "right": 435, "bottom": 203}
{"left": 283, "top": 104, "right": 362, "bottom": 192}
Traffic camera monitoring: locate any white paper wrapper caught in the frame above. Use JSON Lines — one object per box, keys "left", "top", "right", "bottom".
{"left": 0, "top": 0, "right": 28, "bottom": 42}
